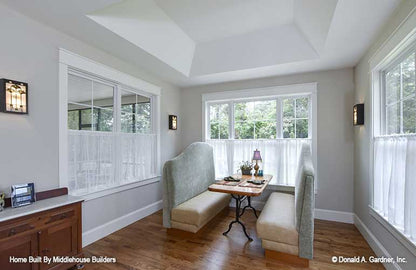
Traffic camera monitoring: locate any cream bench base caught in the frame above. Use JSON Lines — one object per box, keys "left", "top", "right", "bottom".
{"left": 257, "top": 192, "right": 309, "bottom": 267}
{"left": 170, "top": 191, "right": 230, "bottom": 233}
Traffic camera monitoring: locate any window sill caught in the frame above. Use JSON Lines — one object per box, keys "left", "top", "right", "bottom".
{"left": 369, "top": 206, "right": 416, "bottom": 256}
{"left": 74, "top": 176, "right": 161, "bottom": 202}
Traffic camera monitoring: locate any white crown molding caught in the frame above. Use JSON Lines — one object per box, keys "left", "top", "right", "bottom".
{"left": 202, "top": 82, "right": 317, "bottom": 102}
{"left": 59, "top": 48, "right": 161, "bottom": 96}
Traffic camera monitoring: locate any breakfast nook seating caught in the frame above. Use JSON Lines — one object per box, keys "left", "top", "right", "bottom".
{"left": 256, "top": 144, "right": 315, "bottom": 267}
{"left": 162, "top": 142, "right": 230, "bottom": 234}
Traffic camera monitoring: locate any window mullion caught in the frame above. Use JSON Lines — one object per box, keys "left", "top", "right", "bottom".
{"left": 206, "top": 104, "right": 210, "bottom": 140}
{"left": 229, "top": 101, "right": 234, "bottom": 139}
{"left": 277, "top": 98, "right": 282, "bottom": 138}
{"left": 91, "top": 80, "right": 94, "bottom": 131}
{"left": 308, "top": 96, "right": 312, "bottom": 138}
{"left": 115, "top": 85, "right": 121, "bottom": 133}
{"left": 400, "top": 63, "right": 404, "bottom": 133}
{"left": 294, "top": 99, "right": 297, "bottom": 138}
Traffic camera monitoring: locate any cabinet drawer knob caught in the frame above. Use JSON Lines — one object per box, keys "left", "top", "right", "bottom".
{"left": 9, "top": 229, "right": 16, "bottom": 236}
{"left": 42, "top": 248, "right": 49, "bottom": 253}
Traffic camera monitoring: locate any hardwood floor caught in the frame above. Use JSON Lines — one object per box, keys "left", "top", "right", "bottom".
{"left": 84, "top": 209, "right": 384, "bottom": 270}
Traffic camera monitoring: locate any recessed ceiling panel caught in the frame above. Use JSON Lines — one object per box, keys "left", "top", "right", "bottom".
{"left": 191, "top": 24, "right": 318, "bottom": 76}
{"left": 155, "top": 0, "right": 294, "bottom": 43}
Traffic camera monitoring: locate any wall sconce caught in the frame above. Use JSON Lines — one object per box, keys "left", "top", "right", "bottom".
{"left": 0, "top": 79, "right": 28, "bottom": 114}
{"left": 169, "top": 115, "right": 177, "bottom": 130}
{"left": 353, "top": 104, "right": 364, "bottom": 126}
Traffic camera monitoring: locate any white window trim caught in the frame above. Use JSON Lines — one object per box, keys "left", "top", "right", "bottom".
{"left": 59, "top": 49, "right": 161, "bottom": 200}
{"left": 369, "top": 206, "right": 416, "bottom": 256}
{"left": 369, "top": 8, "right": 416, "bottom": 255}
{"left": 202, "top": 83, "right": 318, "bottom": 191}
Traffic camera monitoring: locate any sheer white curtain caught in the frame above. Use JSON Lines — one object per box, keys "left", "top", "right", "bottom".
{"left": 68, "top": 130, "right": 157, "bottom": 195}
{"left": 207, "top": 139, "right": 311, "bottom": 185}
{"left": 374, "top": 136, "right": 416, "bottom": 242}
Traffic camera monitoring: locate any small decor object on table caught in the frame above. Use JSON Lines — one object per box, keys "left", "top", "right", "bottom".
{"left": 258, "top": 170, "right": 264, "bottom": 177}
{"left": 252, "top": 149, "right": 262, "bottom": 176}
{"left": 247, "top": 179, "right": 265, "bottom": 185}
{"left": 224, "top": 176, "right": 240, "bottom": 182}
{"left": 240, "top": 161, "right": 253, "bottom": 175}
{"left": 0, "top": 192, "right": 5, "bottom": 211}
{"left": 11, "top": 183, "right": 36, "bottom": 208}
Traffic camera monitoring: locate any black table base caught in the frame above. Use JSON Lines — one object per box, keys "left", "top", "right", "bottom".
{"left": 223, "top": 195, "right": 258, "bottom": 241}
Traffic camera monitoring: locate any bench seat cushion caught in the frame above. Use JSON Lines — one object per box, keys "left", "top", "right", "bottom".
{"left": 171, "top": 191, "right": 230, "bottom": 232}
{"left": 256, "top": 192, "right": 298, "bottom": 246}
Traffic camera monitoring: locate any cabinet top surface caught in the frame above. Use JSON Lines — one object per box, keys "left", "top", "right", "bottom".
{"left": 0, "top": 195, "right": 83, "bottom": 223}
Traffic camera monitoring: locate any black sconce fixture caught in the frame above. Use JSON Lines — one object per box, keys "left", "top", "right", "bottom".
{"left": 353, "top": 104, "right": 364, "bottom": 126}
{"left": 169, "top": 115, "right": 177, "bottom": 130}
{"left": 0, "top": 79, "right": 28, "bottom": 114}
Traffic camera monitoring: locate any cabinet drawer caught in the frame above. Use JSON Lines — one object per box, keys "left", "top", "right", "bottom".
{"left": 0, "top": 221, "right": 36, "bottom": 240}
{"left": 44, "top": 208, "right": 75, "bottom": 225}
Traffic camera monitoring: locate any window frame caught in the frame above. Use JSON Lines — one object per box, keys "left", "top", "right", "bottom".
{"left": 202, "top": 83, "right": 318, "bottom": 190}
{"left": 206, "top": 95, "right": 311, "bottom": 140}
{"left": 369, "top": 25, "right": 416, "bottom": 255}
{"left": 381, "top": 45, "right": 416, "bottom": 135}
{"left": 59, "top": 49, "right": 161, "bottom": 201}
{"left": 67, "top": 70, "right": 154, "bottom": 134}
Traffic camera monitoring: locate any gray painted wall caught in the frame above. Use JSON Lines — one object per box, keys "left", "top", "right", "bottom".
{"left": 354, "top": 0, "right": 416, "bottom": 268}
{"left": 180, "top": 68, "right": 355, "bottom": 213}
{"left": 0, "top": 4, "right": 181, "bottom": 233}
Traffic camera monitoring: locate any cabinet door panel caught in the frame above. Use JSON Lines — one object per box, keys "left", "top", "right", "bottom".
{"left": 0, "top": 233, "right": 38, "bottom": 270}
{"left": 39, "top": 220, "right": 78, "bottom": 270}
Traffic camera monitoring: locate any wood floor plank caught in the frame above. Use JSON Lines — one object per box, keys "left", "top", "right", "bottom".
{"left": 83, "top": 209, "right": 384, "bottom": 270}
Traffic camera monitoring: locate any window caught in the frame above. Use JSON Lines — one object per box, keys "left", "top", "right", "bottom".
{"left": 208, "top": 97, "right": 310, "bottom": 140}
{"left": 67, "top": 74, "right": 114, "bottom": 132}
{"left": 282, "top": 97, "right": 309, "bottom": 138}
{"left": 372, "top": 42, "right": 416, "bottom": 247}
{"left": 384, "top": 51, "right": 416, "bottom": 134}
{"left": 209, "top": 103, "right": 229, "bottom": 139}
{"left": 66, "top": 72, "right": 157, "bottom": 196}
{"left": 234, "top": 100, "right": 277, "bottom": 139}
{"left": 120, "top": 90, "right": 151, "bottom": 134}
{"left": 204, "top": 85, "right": 316, "bottom": 187}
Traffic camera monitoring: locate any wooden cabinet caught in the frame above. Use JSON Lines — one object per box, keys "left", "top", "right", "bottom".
{"left": 0, "top": 201, "right": 82, "bottom": 270}
{"left": 0, "top": 233, "right": 39, "bottom": 270}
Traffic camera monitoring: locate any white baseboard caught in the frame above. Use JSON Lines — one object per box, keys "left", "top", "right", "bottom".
{"left": 354, "top": 214, "right": 400, "bottom": 270}
{"left": 237, "top": 199, "right": 355, "bottom": 224}
{"left": 315, "top": 208, "right": 354, "bottom": 224}
{"left": 82, "top": 200, "right": 163, "bottom": 247}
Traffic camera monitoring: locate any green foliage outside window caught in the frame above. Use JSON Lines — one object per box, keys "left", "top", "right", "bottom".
{"left": 210, "top": 103, "right": 229, "bottom": 139}
{"left": 385, "top": 52, "right": 416, "bottom": 135}
{"left": 282, "top": 97, "right": 309, "bottom": 138}
{"left": 234, "top": 100, "right": 276, "bottom": 139}
{"left": 209, "top": 97, "right": 309, "bottom": 140}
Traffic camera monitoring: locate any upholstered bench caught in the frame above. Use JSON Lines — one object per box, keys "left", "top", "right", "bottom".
{"left": 163, "top": 142, "right": 231, "bottom": 234}
{"left": 257, "top": 144, "right": 314, "bottom": 267}
{"left": 171, "top": 190, "right": 230, "bottom": 233}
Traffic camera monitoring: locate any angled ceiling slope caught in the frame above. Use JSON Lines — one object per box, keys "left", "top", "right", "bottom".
{"left": 1, "top": 0, "right": 401, "bottom": 86}
{"left": 88, "top": 0, "right": 196, "bottom": 76}
{"left": 89, "top": 0, "right": 338, "bottom": 76}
